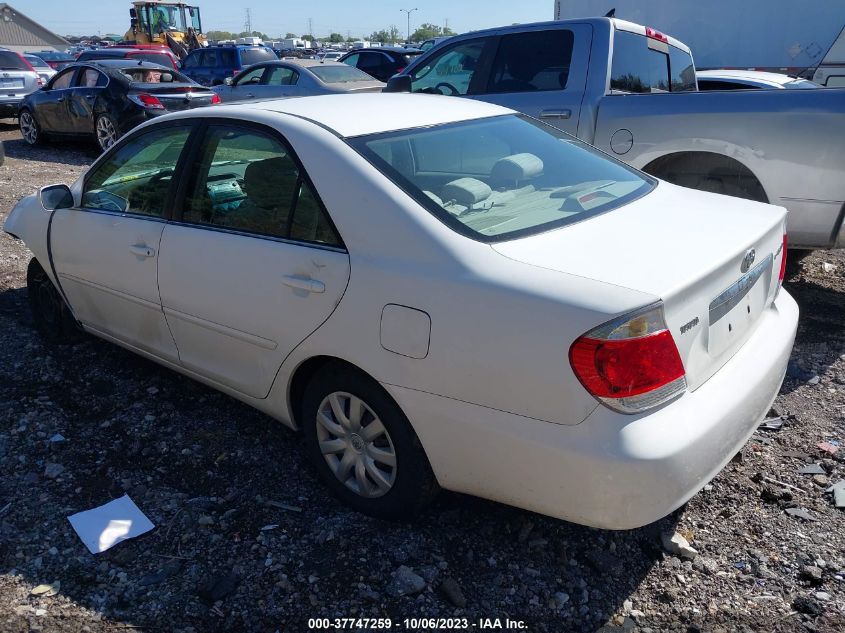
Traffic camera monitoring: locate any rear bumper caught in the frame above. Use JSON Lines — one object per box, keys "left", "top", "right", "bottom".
{"left": 386, "top": 290, "right": 798, "bottom": 529}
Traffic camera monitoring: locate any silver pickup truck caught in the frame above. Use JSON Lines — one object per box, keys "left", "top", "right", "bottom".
{"left": 385, "top": 18, "right": 845, "bottom": 250}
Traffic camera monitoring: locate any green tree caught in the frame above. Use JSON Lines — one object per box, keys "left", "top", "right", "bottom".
{"left": 328, "top": 32, "right": 344, "bottom": 43}
{"left": 410, "top": 23, "right": 455, "bottom": 42}
{"left": 285, "top": 32, "right": 297, "bottom": 39}
{"left": 300, "top": 34, "right": 312, "bottom": 41}
{"left": 206, "top": 30, "right": 234, "bottom": 41}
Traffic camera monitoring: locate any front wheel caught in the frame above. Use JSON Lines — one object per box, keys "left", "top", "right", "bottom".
{"left": 301, "top": 363, "right": 438, "bottom": 520}
{"left": 27, "top": 258, "right": 83, "bottom": 343}
{"left": 95, "top": 114, "right": 119, "bottom": 152}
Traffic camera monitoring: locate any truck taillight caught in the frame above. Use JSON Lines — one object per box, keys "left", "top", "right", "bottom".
{"left": 645, "top": 27, "right": 669, "bottom": 43}
{"left": 569, "top": 303, "right": 686, "bottom": 414}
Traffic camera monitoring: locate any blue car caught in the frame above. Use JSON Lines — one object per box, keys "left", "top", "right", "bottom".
{"left": 180, "top": 44, "right": 277, "bottom": 86}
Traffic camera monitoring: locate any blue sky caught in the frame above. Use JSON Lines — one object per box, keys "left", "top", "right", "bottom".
{"left": 23, "top": 1, "right": 555, "bottom": 38}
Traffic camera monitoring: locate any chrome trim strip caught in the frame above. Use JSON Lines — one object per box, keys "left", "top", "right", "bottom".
{"left": 163, "top": 306, "right": 278, "bottom": 350}
{"left": 708, "top": 253, "right": 773, "bottom": 325}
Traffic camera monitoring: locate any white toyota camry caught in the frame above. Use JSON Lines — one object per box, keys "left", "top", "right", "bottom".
{"left": 4, "top": 94, "right": 798, "bottom": 529}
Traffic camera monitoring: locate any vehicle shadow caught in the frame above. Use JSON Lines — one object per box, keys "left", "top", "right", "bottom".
{"left": 0, "top": 284, "right": 681, "bottom": 632}
{"left": 0, "top": 128, "right": 98, "bottom": 167}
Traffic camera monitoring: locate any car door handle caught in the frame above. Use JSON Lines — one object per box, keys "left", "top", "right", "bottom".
{"left": 282, "top": 275, "right": 325, "bottom": 293}
{"left": 129, "top": 244, "right": 156, "bottom": 258}
{"left": 246, "top": 93, "right": 255, "bottom": 98}
{"left": 85, "top": 94, "right": 96, "bottom": 101}
{"left": 56, "top": 97, "right": 65, "bottom": 102}
{"left": 540, "top": 109, "right": 571, "bottom": 119}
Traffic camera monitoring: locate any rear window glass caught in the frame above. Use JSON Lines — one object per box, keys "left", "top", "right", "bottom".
{"left": 488, "top": 30, "right": 574, "bottom": 93}
{"left": 310, "top": 64, "right": 375, "bottom": 83}
{"left": 0, "top": 51, "right": 30, "bottom": 70}
{"left": 350, "top": 114, "right": 653, "bottom": 242}
{"left": 240, "top": 47, "right": 276, "bottom": 66}
{"left": 24, "top": 55, "right": 50, "bottom": 69}
{"left": 610, "top": 30, "right": 695, "bottom": 93}
{"left": 133, "top": 52, "right": 173, "bottom": 67}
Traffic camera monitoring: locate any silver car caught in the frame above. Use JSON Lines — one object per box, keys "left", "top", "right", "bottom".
{"left": 23, "top": 54, "right": 57, "bottom": 84}
{"left": 212, "top": 60, "right": 384, "bottom": 103}
{"left": 0, "top": 50, "right": 42, "bottom": 118}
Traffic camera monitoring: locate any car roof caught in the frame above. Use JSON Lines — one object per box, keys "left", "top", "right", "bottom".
{"left": 218, "top": 93, "right": 512, "bottom": 137}
{"left": 71, "top": 59, "right": 175, "bottom": 71}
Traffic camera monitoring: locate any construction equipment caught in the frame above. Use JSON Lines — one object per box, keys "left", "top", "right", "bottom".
{"left": 124, "top": 1, "right": 207, "bottom": 59}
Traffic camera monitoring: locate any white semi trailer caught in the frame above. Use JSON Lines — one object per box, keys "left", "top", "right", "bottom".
{"left": 553, "top": 0, "right": 845, "bottom": 85}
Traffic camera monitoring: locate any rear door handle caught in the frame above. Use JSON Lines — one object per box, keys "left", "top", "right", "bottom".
{"left": 129, "top": 244, "right": 156, "bottom": 258}
{"left": 540, "top": 109, "right": 571, "bottom": 119}
{"left": 283, "top": 275, "right": 325, "bottom": 294}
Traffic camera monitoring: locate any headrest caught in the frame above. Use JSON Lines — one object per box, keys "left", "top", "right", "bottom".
{"left": 441, "top": 178, "right": 492, "bottom": 208}
{"left": 244, "top": 156, "right": 295, "bottom": 209}
{"left": 491, "top": 153, "right": 544, "bottom": 183}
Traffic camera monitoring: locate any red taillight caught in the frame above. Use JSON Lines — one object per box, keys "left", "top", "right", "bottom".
{"left": 211, "top": 93, "right": 221, "bottom": 104}
{"left": 778, "top": 233, "right": 788, "bottom": 283}
{"left": 395, "top": 66, "right": 405, "bottom": 73}
{"left": 232, "top": 69, "right": 240, "bottom": 76}
{"left": 130, "top": 93, "right": 165, "bottom": 109}
{"left": 645, "top": 27, "right": 669, "bottom": 43}
{"left": 569, "top": 304, "right": 686, "bottom": 413}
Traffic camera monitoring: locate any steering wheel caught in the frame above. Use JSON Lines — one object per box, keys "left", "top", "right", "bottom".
{"left": 434, "top": 82, "right": 460, "bottom": 96}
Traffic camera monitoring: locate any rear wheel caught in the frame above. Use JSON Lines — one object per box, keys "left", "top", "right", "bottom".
{"left": 19, "top": 109, "right": 44, "bottom": 146}
{"left": 27, "top": 258, "right": 83, "bottom": 343}
{"left": 301, "top": 363, "right": 438, "bottom": 520}
{"left": 95, "top": 114, "right": 118, "bottom": 152}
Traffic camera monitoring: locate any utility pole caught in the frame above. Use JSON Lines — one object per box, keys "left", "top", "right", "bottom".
{"left": 444, "top": 18, "right": 449, "bottom": 33}
{"left": 244, "top": 8, "right": 251, "bottom": 34}
{"left": 400, "top": 7, "right": 418, "bottom": 44}
{"left": 308, "top": 17, "right": 313, "bottom": 41}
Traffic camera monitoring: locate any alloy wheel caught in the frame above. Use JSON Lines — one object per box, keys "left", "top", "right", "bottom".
{"left": 315, "top": 391, "right": 397, "bottom": 498}
{"left": 19, "top": 111, "right": 38, "bottom": 145}
{"left": 96, "top": 117, "right": 117, "bottom": 151}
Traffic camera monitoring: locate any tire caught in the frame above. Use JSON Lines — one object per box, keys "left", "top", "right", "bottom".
{"left": 301, "top": 363, "right": 438, "bottom": 520}
{"left": 19, "top": 109, "right": 44, "bottom": 146}
{"left": 95, "top": 114, "right": 119, "bottom": 153}
{"left": 26, "top": 258, "right": 83, "bottom": 344}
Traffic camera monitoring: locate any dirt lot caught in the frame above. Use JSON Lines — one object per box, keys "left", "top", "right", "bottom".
{"left": 0, "top": 118, "right": 844, "bottom": 633}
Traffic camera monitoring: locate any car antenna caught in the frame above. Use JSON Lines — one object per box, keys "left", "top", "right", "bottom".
{"left": 605, "top": 8, "right": 616, "bottom": 17}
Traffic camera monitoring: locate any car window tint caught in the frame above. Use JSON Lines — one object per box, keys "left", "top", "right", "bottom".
{"left": 411, "top": 39, "right": 484, "bottom": 95}
{"left": 182, "top": 52, "right": 200, "bottom": 68}
{"left": 342, "top": 53, "right": 359, "bottom": 66}
{"left": 610, "top": 30, "right": 669, "bottom": 93}
{"left": 183, "top": 125, "right": 340, "bottom": 246}
{"left": 240, "top": 47, "right": 276, "bottom": 66}
{"left": 235, "top": 65, "right": 265, "bottom": 85}
{"left": 201, "top": 50, "right": 218, "bottom": 66}
{"left": 50, "top": 68, "right": 75, "bottom": 89}
{"left": 488, "top": 30, "right": 574, "bottom": 93}
{"left": 265, "top": 66, "right": 295, "bottom": 85}
{"left": 0, "top": 50, "right": 29, "bottom": 70}
{"left": 77, "top": 68, "right": 105, "bottom": 88}
{"left": 358, "top": 53, "right": 383, "bottom": 69}
{"left": 134, "top": 52, "right": 172, "bottom": 67}
{"left": 668, "top": 45, "right": 696, "bottom": 92}
{"left": 82, "top": 126, "right": 192, "bottom": 217}
{"left": 697, "top": 79, "right": 751, "bottom": 91}
{"left": 220, "top": 49, "right": 236, "bottom": 66}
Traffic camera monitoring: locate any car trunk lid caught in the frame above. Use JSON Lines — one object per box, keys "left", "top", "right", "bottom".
{"left": 129, "top": 83, "right": 216, "bottom": 111}
{"left": 491, "top": 182, "right": 787, "bottom": 391}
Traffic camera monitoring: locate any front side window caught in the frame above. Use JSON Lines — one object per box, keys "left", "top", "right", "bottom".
{"left": 82, "top": 125, "right": 192, "bottom": 216}
{"left": 50, "top": 68, "right": 75, "bottom": 90}
{"left": 182, "top": 125, "right": 340, "bottom": 246}
{"left": 235, "top": 65, "right": 265, "bottom": 85}
{"left": 351, "top": 115, "right": 652, "bottom": 242}
{"left": 488, "top": 30, "right": 574, "bottom": 93}
{"left": 410, "top": 39, "right": 485, "bottom": 95}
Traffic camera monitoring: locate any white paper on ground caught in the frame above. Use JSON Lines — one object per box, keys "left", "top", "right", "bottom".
{"left": 67, "top": 494, "right": 155, "bottom": 554}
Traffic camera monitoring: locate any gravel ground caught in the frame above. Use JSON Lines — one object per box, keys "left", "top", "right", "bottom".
{"left": 0, "top": 118, "right": 844, "bottom": 633}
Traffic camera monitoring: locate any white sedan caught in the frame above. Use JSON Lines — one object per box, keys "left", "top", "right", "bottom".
{"left": 4, "top": 94, "right": 798, "bottom": 529}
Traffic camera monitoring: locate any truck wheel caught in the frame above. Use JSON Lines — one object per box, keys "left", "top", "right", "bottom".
{"left": 27, "top": 258, "right": 83, "bottom": 343}
{"left": 301, "top": 362, "right": 438, "bottom": 520}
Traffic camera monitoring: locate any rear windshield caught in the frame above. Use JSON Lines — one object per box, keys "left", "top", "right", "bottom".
{"left": 310, "top": 64, "right": 375, "bottom": 83}
{"left": 24, "top": 55, "right": 50, "bottom": 69}
{"left": 240, "top": 47, "right": 277, "bottom": 66}
{"left": 30, "top": 52, "right": 73, "bottom": 62}
{"left": 132, "top": 52, "right": 173, "bottom": 67}
{"left": 350, "top": 114, "right": 653, "bottom": 242}
{"left": 610, "top": 30, "right": 696, "bottom": 93}
{"left": 0, "top": 51, "right": 29, "bottom": 71}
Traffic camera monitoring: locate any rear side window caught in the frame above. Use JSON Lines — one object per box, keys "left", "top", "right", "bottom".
{"left": 610, "top": 30, "right": 695, "bottom": 93}
{"left": 0, "top": 51, "right": 29, "bottom": 70}
{"left": 488, "top": 30, "right": 574, "bottom": 93}
{"left": 182, "top": 52, "right": 201, "bottom": 68}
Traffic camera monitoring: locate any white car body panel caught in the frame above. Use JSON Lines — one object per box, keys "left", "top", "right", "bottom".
{"left": 3, "top": 94, "right": 800, "bottom": 529}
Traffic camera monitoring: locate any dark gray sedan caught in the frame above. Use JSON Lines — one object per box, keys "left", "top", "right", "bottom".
{"left": 212, "top": 60, "right": 384, "bottom": 103}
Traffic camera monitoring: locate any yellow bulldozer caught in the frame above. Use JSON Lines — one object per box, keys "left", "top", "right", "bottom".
{"left": 123, "top": 1, "right": 207, "bottom": 58}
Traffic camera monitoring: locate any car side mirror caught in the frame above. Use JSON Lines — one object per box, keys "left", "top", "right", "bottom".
{"left": 224, "top": 77, "right": 233, "bottom": 86}
{"left": 384, "top": 74, "right": 411, "bottom": 93}
{"left": 39, "top": 184, "right": 74, "bottom": 211}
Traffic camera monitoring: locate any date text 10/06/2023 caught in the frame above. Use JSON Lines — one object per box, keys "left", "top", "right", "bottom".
{"left": 307, "top": 617, "right": 529, "bottom": 630}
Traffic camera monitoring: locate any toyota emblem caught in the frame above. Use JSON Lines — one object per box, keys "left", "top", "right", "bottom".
{"left": 741, "top": 248, "right": 756, "bottom": 273}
